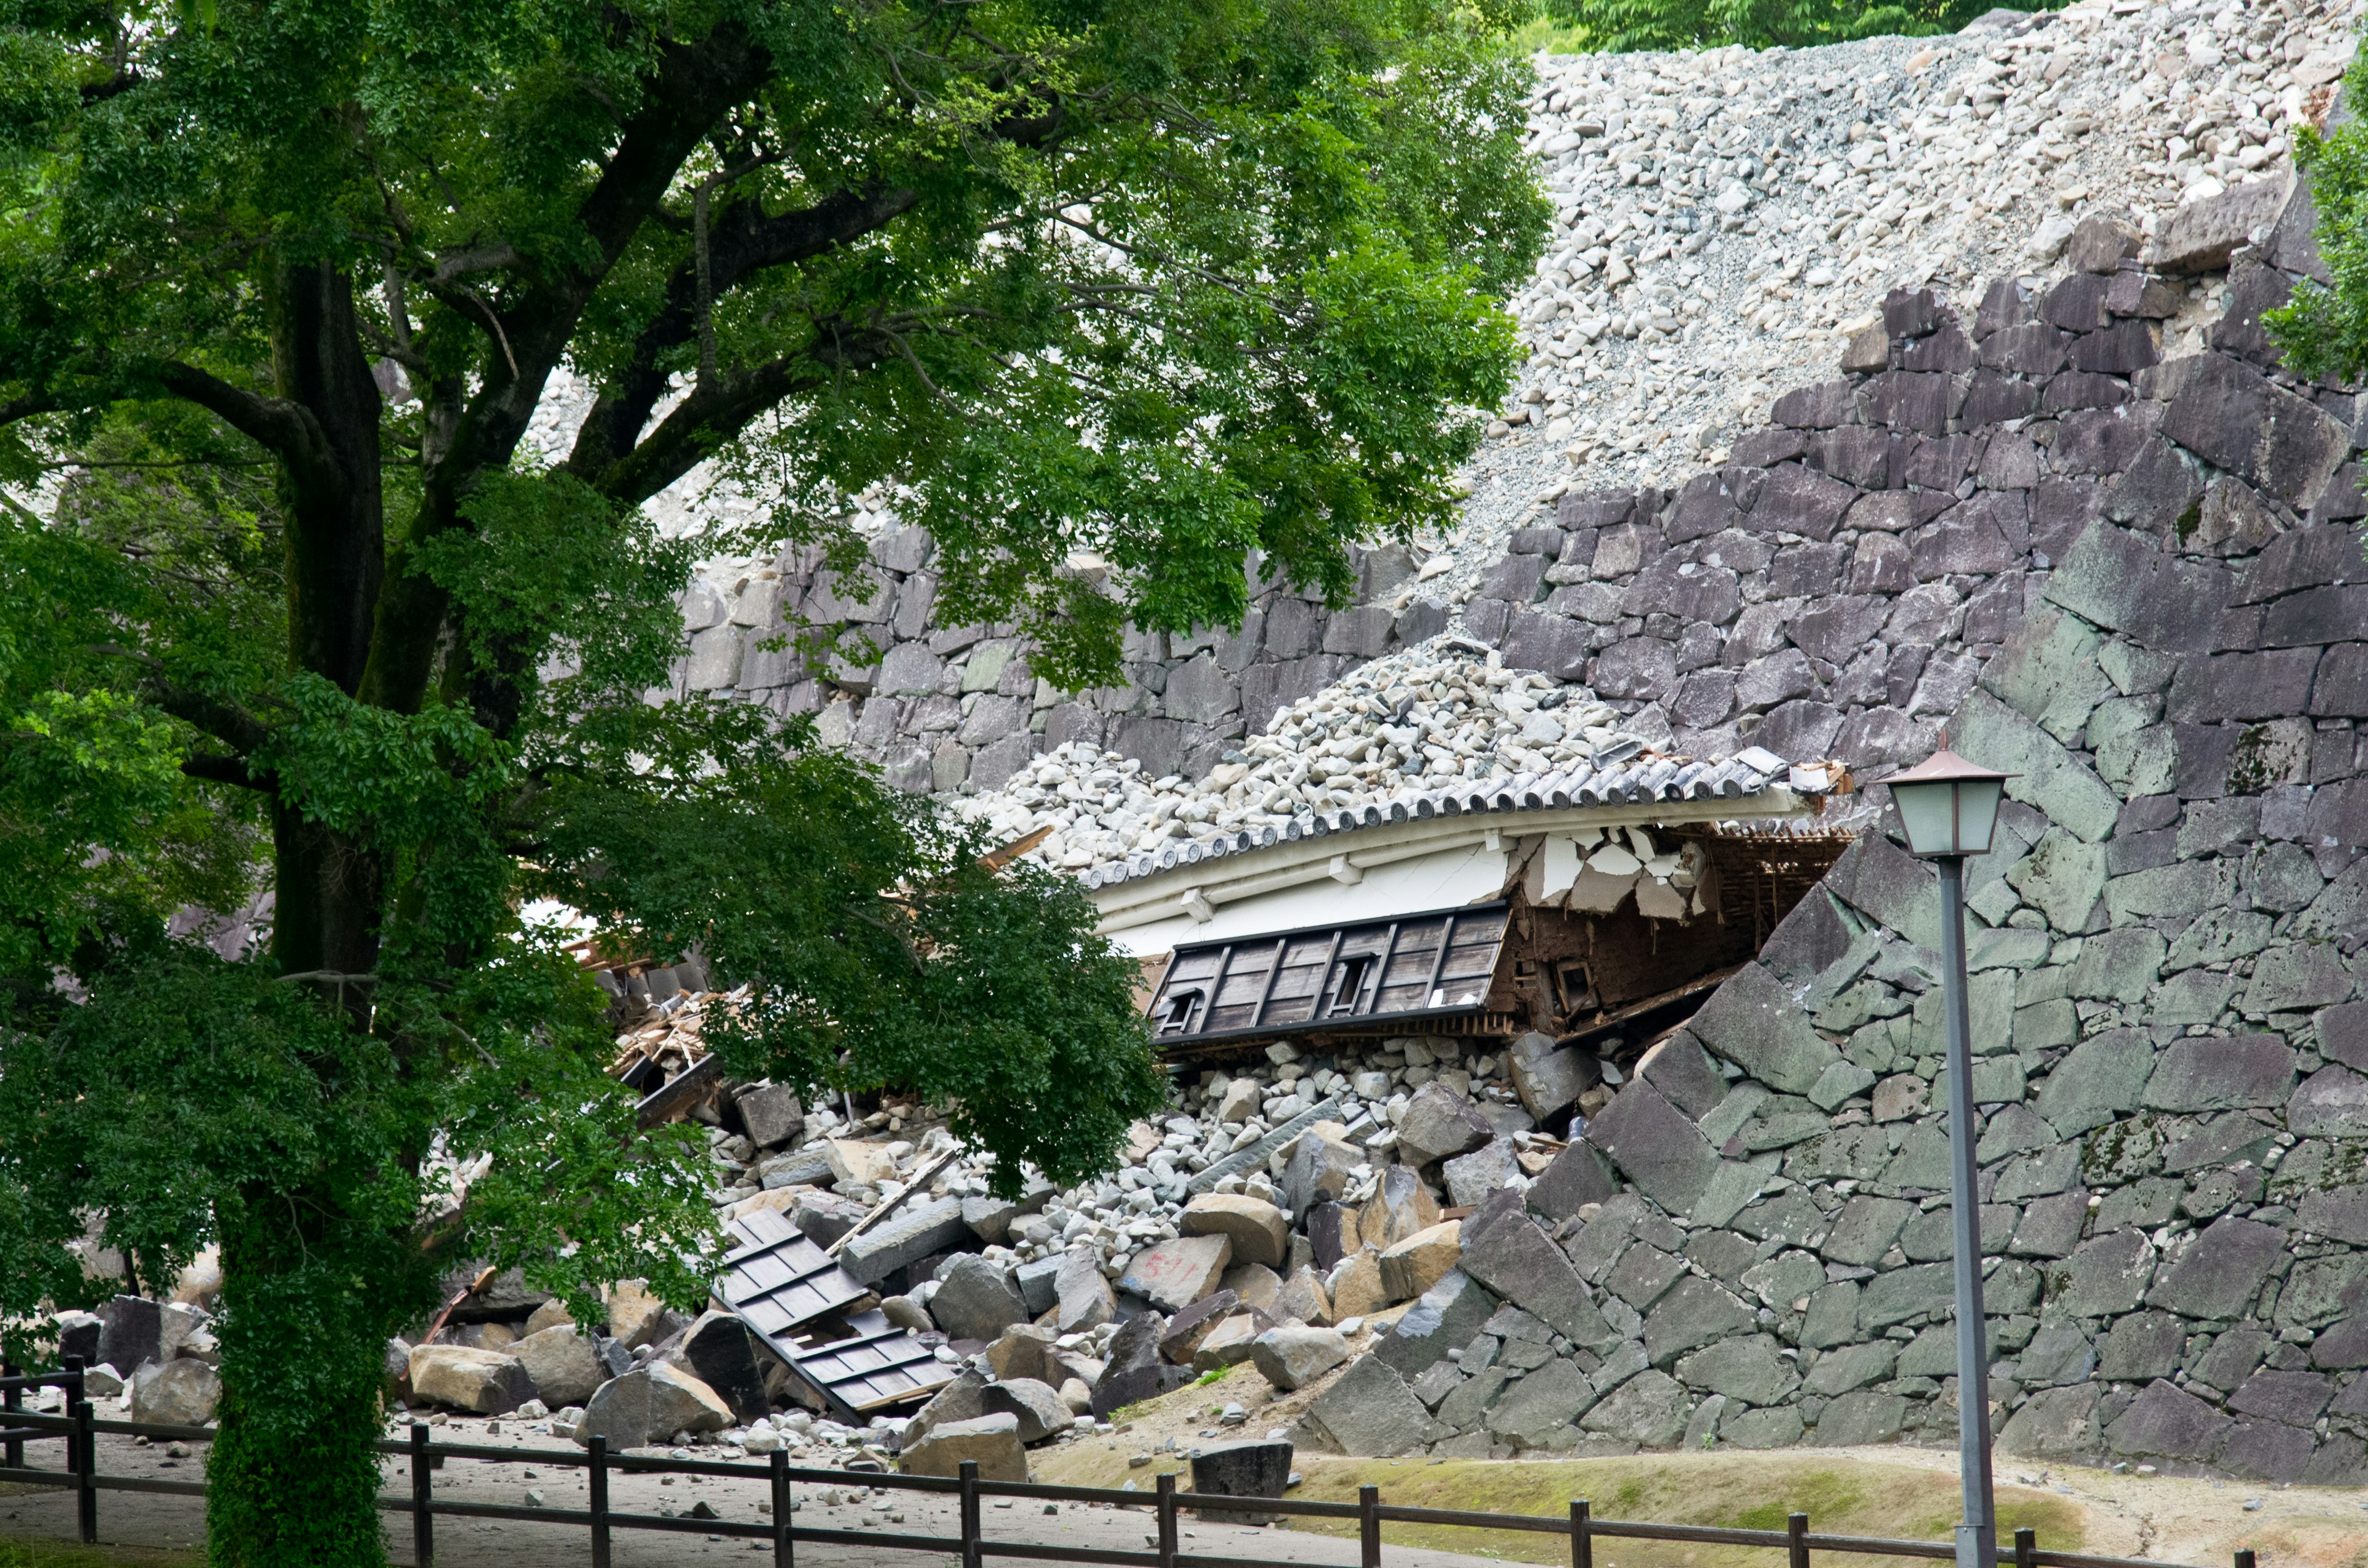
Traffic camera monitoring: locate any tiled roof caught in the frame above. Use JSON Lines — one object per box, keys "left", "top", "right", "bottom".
{"left": 1083, "top": 747, "right": 1837, "bottom": 892}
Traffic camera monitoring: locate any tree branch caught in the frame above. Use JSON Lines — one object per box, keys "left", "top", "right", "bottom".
{"left": 182, "top": 753, "right": 271, "bottom": 790}
{"left": 581, "top": 337, "right": 884, "bottom": 505}
{"left": 564, "top": 183, "right": 921, "bottom": 482}
{"left": 154, "top": 362, "right": 336, "bottom": 478}
{"left": 89, "top": 642, "right": 271, "bottom": 756}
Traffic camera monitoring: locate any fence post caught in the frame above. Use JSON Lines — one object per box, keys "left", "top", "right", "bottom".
{"left": 410, "top": 1421, "right": 434, "bottom": 1568}
{"left": 2235, "top": 1552, "right": 2256, "bottom": 1568}
{"left": 960, "top": 1459, "right": 983, "bottom": 1568}
{"left": 1359, "top": 1484, "right": 1381, "bottom": 1568}
{"left": 588, "top": 1434, "right": 610, "bottom": 1568}
{"left": 1157, "top": 1471, "right": 1178, "bottom": 1568}
{"left": 1787, "top": 1513, "right": 1808, "bottom": 1568}
{"left": 1570, "top": 1501, "right": 1591, "bottom": 1568}
{"left": 2016, "top": 1527, "right": 2035, "bottom": 1568}
{"left": 73, "top": 1400, "right": 96, "bottom": 1545}
{"left": 771, "top": 1448, "right": 792, "bottom": 1568}
{"left": 3, "top": 1360, "right": 19, "bottom": 1472}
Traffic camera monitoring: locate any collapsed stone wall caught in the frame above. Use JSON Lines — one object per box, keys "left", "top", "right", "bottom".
{"left": 1278, "top": 171, "right": 2368, "bottom": 1484}
{"left": 638, "top": 0, "right": 2368, "bottom": 1484}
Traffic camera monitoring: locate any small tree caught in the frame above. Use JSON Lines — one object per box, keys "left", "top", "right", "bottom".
{"left": 0, "top": 0, "right": 1542, "bottom": 1562}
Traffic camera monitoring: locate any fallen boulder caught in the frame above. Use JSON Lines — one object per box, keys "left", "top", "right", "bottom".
{"left": 899, "top": 1412, "right": 1029, "bottom": 1482}
{"left": 408, "top": 1345, "right": 537, "bottom": 1416}
{"left": 1056, "top": 1250, "right": 1117, "bottom": 1332}
{"left": 1396, "top": 1083, "right": 1494, "bottom": 1166}
{"left": 130, "top": 1358, "right": 220, "bottom": 1426}
{"left": 1378, "top": 1220, "right": 1463, "bottom": 1302}
{"left": 512, "top": 1325, "right": 604, "bottom": 1408}
{"left": 932, "top": 1255, "right": 1029, "bottom": 1343}
{"left": 1251, "top": 1325, "right": 1350, "bottom": 1391}
{"left": 664, "top": 1310, "right": 776, "bottom": 1424}
{"left": 1120, "top": 1234, "right": 1233, "bottom": 1312}
{"left": 979, "top": 1377, "right": 1071, "bottom": 1443}
{"left": 1182, "top": 1194, "right": 1291, "bottom": 1270}
{"left": 570, "top": 1364, "right": 733, "bottom": 1449}
{"left": 1189, "top": 1440, "right": 1294, "bottom": 1524}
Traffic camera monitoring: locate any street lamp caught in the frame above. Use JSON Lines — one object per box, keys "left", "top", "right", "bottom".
{"left": 1888, "top": 742, "right": 2013, "bottom": 1568}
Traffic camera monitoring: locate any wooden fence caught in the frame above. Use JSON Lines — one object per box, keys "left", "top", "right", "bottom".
{"left": 1, "top": 1365, "right": 2255, "bottom": 1568}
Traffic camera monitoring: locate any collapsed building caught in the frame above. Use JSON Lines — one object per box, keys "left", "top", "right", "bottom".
{"left": 59, "top": 0, "right": 2368, "bottom": 1492}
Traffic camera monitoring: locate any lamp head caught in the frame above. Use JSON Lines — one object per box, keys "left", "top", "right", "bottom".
{"left": 1888, "top": 739, "right": 2013, "bottom": 858}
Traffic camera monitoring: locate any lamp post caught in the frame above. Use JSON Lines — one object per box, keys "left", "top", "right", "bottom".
{"left": 1887, "top": 743, "right": 2013, "bottom": 1568}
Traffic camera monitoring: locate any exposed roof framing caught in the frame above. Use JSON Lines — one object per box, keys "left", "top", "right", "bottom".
{"left": 1149, "top": 903, "right": 1513, "bottom": 1048}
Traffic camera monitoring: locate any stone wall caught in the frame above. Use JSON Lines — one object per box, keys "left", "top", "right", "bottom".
{"left": 1285, "top": 168, "right": 2368, "bottom": 1484}
{"left": 671, "top": 535, "right": 1450, "bottom": 795}
{"left": 669, "top": 71, "right": 2368, "bottom": 1480}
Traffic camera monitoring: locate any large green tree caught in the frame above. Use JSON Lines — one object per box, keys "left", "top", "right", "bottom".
{"left": 0, "top": 0, "right": 1543, "bottom": 1562}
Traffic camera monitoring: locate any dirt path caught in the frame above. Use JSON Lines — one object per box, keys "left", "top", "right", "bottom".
{"left": 0, "top": 1427, "right": 1505, "bottom": 1568}
{"left": 3, "top": 1372, "right": 2359, "bottom": 1568}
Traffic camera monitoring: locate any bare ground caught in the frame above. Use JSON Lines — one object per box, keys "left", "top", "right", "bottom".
{"left": 1, "top": 1369, "right": 2355, "bottom": 1568}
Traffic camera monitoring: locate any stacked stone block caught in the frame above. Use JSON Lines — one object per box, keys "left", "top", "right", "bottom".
{"left": 667, "top": 536, "right": 1445, "bottom": 794}
{"left": 1293, "top": 176, "right": 2368, "bottom": 1484}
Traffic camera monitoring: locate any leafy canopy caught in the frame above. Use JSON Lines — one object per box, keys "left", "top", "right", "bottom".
{"left": 0, "top": 5, "right": 1542, "bottom": 1556}
{"left": 1536, "top": 0, "right": 2060, "bottom": 56}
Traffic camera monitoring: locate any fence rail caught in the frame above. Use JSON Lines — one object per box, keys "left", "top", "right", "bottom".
{"left": 0, "top": 1363, "right": 2252, "bottom": 1568}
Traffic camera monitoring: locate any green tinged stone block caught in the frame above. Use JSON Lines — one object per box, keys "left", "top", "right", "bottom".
{"left": 1956, "top": 689, "right": 2121, "bottom": 844}
{"left": 2005, "top": 829, "right": 2108, "bottom": 933}
{"left": 1983, "top": 605, "right": 2114, "bottom": 743}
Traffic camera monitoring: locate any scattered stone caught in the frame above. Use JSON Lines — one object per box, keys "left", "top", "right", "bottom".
{"left": 1251, "top": 1325, "right": 1352, "bottom": 1390}
{"left": 130, "top": 1358, "right": 220, "bottom": 1427}
{"left": 900, "top": 1413, "right": 1030, "bottom": 1482}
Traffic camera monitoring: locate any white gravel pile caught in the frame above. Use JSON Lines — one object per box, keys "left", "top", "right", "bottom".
{"left": 1432, "top": 0, "right": 2361, "bottom": 591}
{"left": 950, "top": 641, "right": 1653, "bottom": 871}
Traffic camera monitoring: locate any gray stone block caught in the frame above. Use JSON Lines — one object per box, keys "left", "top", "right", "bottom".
{"left": 1998, "top": 1383, "right": 2103, "bottom": 1459}
{"left": 2103, "top": 1379, "right": 2232, "bottom": 1461}
{"left": 1675, "top": 1334, "right": 1798, "bottom": 1405}
{"left": 933, "top": 1256, "right": 1029, "bottom": 1342}
{"left": 1486, "top": 1358, "right": 1598, "bottom": 1448}
{"left": 2041, "top": 523, "right": 2226, "bottom": 657}
{"left": 2148, "top": 172, "right": 2295, "bottom": 274}
{"left": 1525, "top": 1141, "right": 1618, "bottom": 1221}
{"left": 2008, "top": 1189, "right": 2089, "bottom": 1260}
{"left": 1306, "top": 1355, "right": 1447, "bottom": 1456}
{"left": 2033, "top": 1029, "right": 2154, "bottom": 1135}
{"left": 1579, "top": 1368, "right": 1691, "bottom": 1448}
{"left": 1811, "top": 1390, "right": 1909, "bottom": 1447}
{"left": 2148, "top": 1215, "right": 2282, "bottom": 1321}
{"left": 839, "top": 1196, "right": 972, "bottom": 1287}
{"left": 2142, "top": 1034, "right": 2296, "bottom": 1111}
{"left": 2219, "top": 1419, "right": 2316, "bottom": 1483}
{"left": 1955, "top": 689, "right": 2121, "bottom": 844}
{"left": 1584, "top": 1082, "right": 1722, "bottom": 1213}
{"left": 1722, "top": 1405, "right": 1808, "bottom": 1448}
{"left": 1395, "top": 1083, "right": 1493, "bottom": 1167}
{"left": 1801, "top": 1340, "right": 1896, "bottom": 1398}
{"left": 2065, "top": 928, "right": 2167, "bottom": 1004}
{"left": 1641, "top": 1277, "right": 1755, "bottom": 1366}
{"left": 1373, "top": 1270, "right": 1498, "bottom": 1379}
{"left": 1687, "top": 963, "right": 1841, "bottom": 1097}
{"left": 1856, "top": 1262, "right": 1955, "bottom": 1329}
{"left": 1820, "top": 1196, "right": 1917, "bottom": 1268}
{"left": 1457, "top": 1210, "right": 1619, "bottom": 1350}
{"left": 2296, "top": 1182, "right": 2368, "bottom": 1244}
{"left": 1799, "top": 1281, "right": 1859, "bottom": 1349}
{"left": 2057, "top": 1228, "right": 2158, "bottom": 1319}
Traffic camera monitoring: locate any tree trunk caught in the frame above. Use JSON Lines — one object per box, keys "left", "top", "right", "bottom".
{"left": 205, "top": 1201, "right": 422, "bottom": 1568}
{"left": 212, "top": 261, "right": 406, "bottom": 1564}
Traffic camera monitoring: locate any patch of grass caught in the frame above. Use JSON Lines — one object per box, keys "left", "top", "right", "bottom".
{"left": 0, "top": 1543, "right": 200, "bottom": 1568}
{"left": 1276, "top": 1456, "right": 2084, "bottom": 1568}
